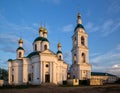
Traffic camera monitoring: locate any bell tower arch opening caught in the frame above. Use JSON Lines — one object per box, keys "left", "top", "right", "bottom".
{"left": 81, "top": 53, "right": 85, "bottom": 63}
{"left": 81, "top": 36, "right": 85, "bottom": 45}
{"left": 44, "top": 44, "right": 47, "bottom": 50}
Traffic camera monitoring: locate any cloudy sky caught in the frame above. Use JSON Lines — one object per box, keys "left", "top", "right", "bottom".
{"left": 0, "top": 0, "right": 120, "bottom": 76}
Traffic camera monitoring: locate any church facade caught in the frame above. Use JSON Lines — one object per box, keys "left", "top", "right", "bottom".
{"left": 8, "top": 26, "right": 68, "bottom": 85}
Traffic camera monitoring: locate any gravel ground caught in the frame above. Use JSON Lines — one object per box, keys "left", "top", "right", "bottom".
{"left": 0, "top": 84, "right": 120, "bottom": 93}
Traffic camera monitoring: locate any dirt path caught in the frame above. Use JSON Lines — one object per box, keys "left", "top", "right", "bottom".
{"left": 0, "top": 84, "right": 120, "bottom": 93}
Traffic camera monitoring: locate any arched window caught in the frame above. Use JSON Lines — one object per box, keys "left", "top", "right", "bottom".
{"left": 19, "top": 52, "right": 22, "bottom": 58}
{"left": 59, "top": 55, "right": 62, "bottom": 60}
{"left": 74, "top": 54, "right": 76, "bottom": 63}
{"left": 44, "top": 44, "right": 47, "bottom": 50}
{"left": 81, "top": 53, "right": 85, "bottom": 62}
{"left": 81, "top": 36, "right": 85, "bottom": 45}
{"left": 35, "top": 44, "right": 37, "bottom": 51}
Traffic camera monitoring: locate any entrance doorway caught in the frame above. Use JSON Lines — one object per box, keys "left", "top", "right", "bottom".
{"left": 45, "top": 74, "right": 50, "bottom": 83}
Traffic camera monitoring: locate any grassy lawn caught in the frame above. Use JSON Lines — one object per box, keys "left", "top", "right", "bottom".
{"left": 0, "top": 84, "right": 120, "bottom": 93}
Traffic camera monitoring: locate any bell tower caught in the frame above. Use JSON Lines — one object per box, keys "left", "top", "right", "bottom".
{"left": 70, "top": 13, "right": 91, "bottom": 80}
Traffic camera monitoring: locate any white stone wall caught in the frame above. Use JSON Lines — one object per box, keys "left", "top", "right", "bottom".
{"left": 8, "top": 60, "right": 23, "bottom": 85}
{"left": 41, "top": 41, "right": 50, "bottom": 51}
{"left": 33, "top": 41, "right": 41, "bottom": 51}
{"left": 33, "top": 62, "right": 40, "bottom": 84}
{"left": 17, "top": 50, "right": 24, "bottom": 59}
{"left": 8, "top": 50, "right": 68, "bottom": 85}
{"left": 23, "top": 58, "right": 29, "bottom": 84}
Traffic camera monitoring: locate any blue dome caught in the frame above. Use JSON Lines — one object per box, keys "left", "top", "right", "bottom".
{"left": 16, "top": 47, "right": 24, "bottom": 51}
{"left": 27, "top": 51, "right": 40, "bottom": 58}
{"left": 34, "top": 37, "right": 44, "bottom": 42}
{"left": 74, "top": 24, "right": 84, "bottom": 31}
{"left": 57, "top": 50, "right": 62, "bottom": 54}
{"left": 8, "top": 59, "right": 13, "bottom": 61}
{"left": 33, "top": 37, "right": 49, "bottom": 43}
{"left": 42, "top": 38, "right": 49, "bottom": 42}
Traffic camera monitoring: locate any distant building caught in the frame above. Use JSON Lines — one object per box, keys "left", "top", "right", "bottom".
{"left": 91, "top": 72, "right": 118, "bottom": 83}
{"left": 8, "top": 26, "right": 68, "bottom": 85}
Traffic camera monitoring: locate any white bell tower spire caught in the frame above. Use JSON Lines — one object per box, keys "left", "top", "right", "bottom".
{"left": 16, "top": 38, "right": 24, "bottom": 59}
{"left": 70, "top": 12, "right": 91, "bottom": 80}
{"left": 77, "top": 12, "right": 82, "bottom": 24}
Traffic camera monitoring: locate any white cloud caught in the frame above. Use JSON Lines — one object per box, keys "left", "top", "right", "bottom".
{"left": 116, "top": 44, "right": 120, "bottom": 51}
{"left": 63, "top": 24, "right": 74, "bottom": 32}
{"left": 112, "top": 64, "right": 120, "bottom": 68}
{"left": 85, "top": 22, "right": 99, "bottom": 32}
{"left": 0, "top": 33, "right": 32, "bottom": 54}
{"left": 0, "top": 34, "right": 18, "bottom": 52}
{"left": 0, "top": 13, "right": 37, "bottom": 53}
{"left": 0, "top": 13, "right": 37, "bottom": 36}
{"left": 106, "top": 64, "right": 120, "bottom": 77}
{"left": 102, "top": 20, "right": 120, "bottom": 36}
{"left": 33, "top": 23, "right": 39, "bottom": 27}
{"left": 39, "top": 0, "right": 61, "bottom": 4}
{"left": 90, "top": 52, "right": 101, "bottom": 57}
{"left": 85, "top": 19, "right": 120, "bottom": 36}
{"left": 107, "top": 0, "right": 120, "bottom": 14}
{"left": 90, "top": 44, "right": 120, "bottom": 76}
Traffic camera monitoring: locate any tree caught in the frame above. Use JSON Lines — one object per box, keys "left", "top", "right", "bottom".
{"left": 0, "top": 68, "right": 8, "bottom": 81}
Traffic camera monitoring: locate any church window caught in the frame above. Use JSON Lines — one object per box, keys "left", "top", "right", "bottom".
{"left": 12, "top": 68, "right": 14, "bottom": 71}
{"left": 81, "top": 36, "right": 85, "bottom": 45}
{"left": 46, "top": 64, "right": 49, "bottom": 67}
{"left": 59, "top": 55, "right": 62, "bottom": 60}
{"left": 44, "top": 44, "right": 47, "bottom": 50}
{"left": 19, "top": 52, "right": 22, "bottom": 58}
{"left": 12, "top": 75, "right": 14, "bottom": 82}
{"left": 35, "top": 44, "right": 37, "bottom": 51}
{"left": 74, "top": 54, "right": 77, "bottom": 63}
{"left": 82, "top": 53, "right": 85, "bottom": 62}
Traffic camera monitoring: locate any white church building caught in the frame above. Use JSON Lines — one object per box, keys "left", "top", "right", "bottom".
{"left": 8, "top": 25, "right": 68, "bottom": 85}
{"left": 8, "top": 12, "right": 92, "bottom": 85}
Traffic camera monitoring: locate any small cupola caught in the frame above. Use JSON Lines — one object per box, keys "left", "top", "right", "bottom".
{"left": 16, "top": 38, "right": 24, "bottom": 59}
{"left": 39, "top": 26, "right": 44, "bottom": 37}
{"left": 19, "top": 38, "right": 23, "bottom": 47}
{"left": 43, "top": 27, "right": 48, "bottom": 38}
{"left": 74, "top": 12, "right": 85, "bottom": 32}
{"left": 77, "top": 12, "right": 82, "bottom": 24}
{"left": 57, "top": 42, "right": 63, "bottom": 60}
